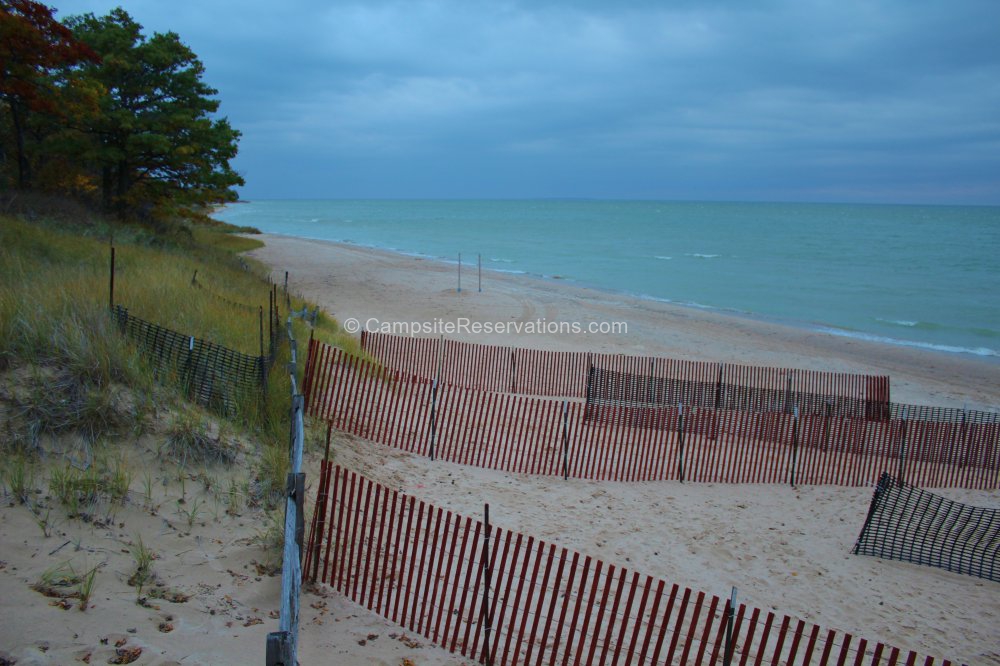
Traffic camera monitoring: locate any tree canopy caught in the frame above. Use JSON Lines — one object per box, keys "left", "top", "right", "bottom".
{"left": 0, "top": 1, "right": 243, "bottom": 218}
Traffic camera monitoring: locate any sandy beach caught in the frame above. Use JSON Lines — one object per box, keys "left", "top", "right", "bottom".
{"left": 245, "top": 233, "right": 999, "bottom": 665}
{"left": 4, "top": 232, "right": 995, "bottom": 666}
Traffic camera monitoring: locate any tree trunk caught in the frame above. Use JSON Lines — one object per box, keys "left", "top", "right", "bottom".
{"left": 10, "top": 102, "right": 31, "bottom": 190}
{"left": 115, "top": 159, "right": 129, "bottom": 219}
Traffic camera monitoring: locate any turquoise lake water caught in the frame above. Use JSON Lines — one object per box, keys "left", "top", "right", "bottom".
{"left": 216, "top": 200, "right": 1000, "bottom": 358}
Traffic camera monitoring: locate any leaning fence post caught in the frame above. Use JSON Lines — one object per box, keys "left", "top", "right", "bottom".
{"left": 724, "top": 587, "right": 737, "bottom": 666}
{"left": 677, "top": 403, "right": 686, "bottom": 483}
{"left": 480, "top": 503, "right": 493, "bottom": 666}
{"left": 562, "top": 400, "right": 570, "bottom": 480}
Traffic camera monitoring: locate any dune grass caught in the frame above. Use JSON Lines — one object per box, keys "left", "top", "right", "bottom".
{"left": 1, "top": 209, "right": 356, "bottom": 510}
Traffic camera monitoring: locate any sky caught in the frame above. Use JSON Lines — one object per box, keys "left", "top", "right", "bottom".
{"left": 51, "top": 0, "right": 1000, "bottom": 204}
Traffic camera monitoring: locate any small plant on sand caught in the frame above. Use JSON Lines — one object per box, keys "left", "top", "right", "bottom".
{"left": 78, "top": 565, "right": 98, "bottom": 611}
{"left": 141, "top": 470, "right": 156, "bottom": 510}
{"left": 176, "top": 497, "right": 204, "bottom": 529}
{"left": 32, "top": 504, "right": 57, "bottom": 537}
{"left": 106, "top": 456, "right": 132, "bottom": 504}
{"left": 7, "top": 456, "right": 36, "bottom": 504}
{"left": 33, "top": 561, "right": 98, "bottom": 610}
{"left": 49, "top": 463, "right": 106, "bottom": 518}
{"left": 34, "top": 561, "right": 80, "bottom": 596}
{"left": 128, "top": 536, "right": 156, "bottom": 598}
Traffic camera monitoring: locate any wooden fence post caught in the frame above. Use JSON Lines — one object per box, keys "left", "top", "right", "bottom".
{"left": 109, "top": 246, "right": 115, "bottom": 311}
{"left": 265, "top": 631, "right": 292, "bottom": 666}
{"left": 897, "top": 407, "right": 908, "bottom": 485}
{"left": 562, "top": 401, "right": 570, "bottom": 480}
{"left": 715, "top": 363, "right": 724, "bottom": 410}
{"left": 430, "top": 379, "right": 438, "bottom": 461}
{"left": 790, "top": 406, "right": 800, "bottom": 487}
{"left": 677, "top": 404, "right": 686, "bottom": 483}
{"left": 724, "top": 587, "right": 737, "bottom": 666}
{"left": 481, "top": 503, "right": 493, "bottom": 665}
{"left": 184, "top": 336, "right": 195, "bottom": 398}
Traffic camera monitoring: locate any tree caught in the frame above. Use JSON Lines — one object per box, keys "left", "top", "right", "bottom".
{"left": 0, "top": 0, "right": 98, "bottom": 189}
{"left": 65, "top": 7, "right": 243, "bottom": 217}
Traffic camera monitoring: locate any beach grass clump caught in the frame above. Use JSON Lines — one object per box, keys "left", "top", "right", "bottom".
{"left": 128, "top": 535, "right": 156, "bottom": 597}
{"left": 32, "top": 560, "right": 99, "bottom": 611}
{"left": 5, "top": 455, "right": 37, "bottom": 505}
{"left": 164, "top": 411, "right": 239, "bottom": 467}
{"left": 47, "top": 453, "right": 134, "bottom": 517}
{"left": 3, "top": 370, "right": 141, "bottom": 455}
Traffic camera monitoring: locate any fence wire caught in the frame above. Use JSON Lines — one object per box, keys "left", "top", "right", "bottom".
{"left": 112, "top": 304, "right": 270, "bottom": 414}
{"left": 854, "top": 472, "right": 1000, "bottom": 582}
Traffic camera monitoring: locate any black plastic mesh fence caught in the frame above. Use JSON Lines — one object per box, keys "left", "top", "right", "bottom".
{"left": 585, "top": 366, "right": 888, "bottom": 422}
{"left": 586, "top": 366, "right": 998, "bottom": 428}
{"left": 889, "top": 403, "right": 1000, "bottom": 427}
{"left": 112, "top": 305, "right": 269, "bottom": 414}
{"left": 853, "top": 472, "right": 1000, "bottom": 582}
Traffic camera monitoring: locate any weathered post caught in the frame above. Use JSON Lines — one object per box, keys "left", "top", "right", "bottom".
{"left": 109, "top": 246, "right": 115, "bottom": 311}
{"left": 723, "top": 587, "right": 737, "bottom": 666}
{"left": 677, "top": 403, "right": 686, "bottom": 483}
{"left": 562, "top": 401, "right": 570, "bottom": 480}
{"left": 430, "top": 378, "right": 438, "bottom": 461}
{"left": 897, "top": 406, "right": 908, "bottom": 485}
{"left": 458, "top": 252, "right": 462, "bottom": 293}
{"left": 790, "top": 406, "right": 800, "bottom": 487}
{"left": 481, "top": 503, "right": 493, "bottom": 665}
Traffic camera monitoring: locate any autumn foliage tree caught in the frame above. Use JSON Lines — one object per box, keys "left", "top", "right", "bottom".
{"left": 1, "top": 2, "right": 242, "bottom": 219}
{"left": 0, "top": 0, "right": 98, "bottom": 189}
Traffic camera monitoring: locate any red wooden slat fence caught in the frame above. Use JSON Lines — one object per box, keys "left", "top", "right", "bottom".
{"left": 303, "top": 340, "right": 1000, "bottom": 489}
{"left": 304, "top": 464, "right": 963, "bottom": 666}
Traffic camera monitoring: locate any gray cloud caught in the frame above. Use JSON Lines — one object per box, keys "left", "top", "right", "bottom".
{"left": 53, "top": 0, "right": 1000, "bottom": 203}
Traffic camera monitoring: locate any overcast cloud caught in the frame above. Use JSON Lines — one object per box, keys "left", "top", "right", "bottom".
{"left": 52, "top": 0, "right": 1000, "bottom": 203}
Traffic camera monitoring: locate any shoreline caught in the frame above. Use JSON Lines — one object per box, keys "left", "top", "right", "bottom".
{"left": 246, "top": 233, "right": 1000, "bottom": 411}
{"left": 255, "top": 230, "right": 1000, "bottom": 362}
